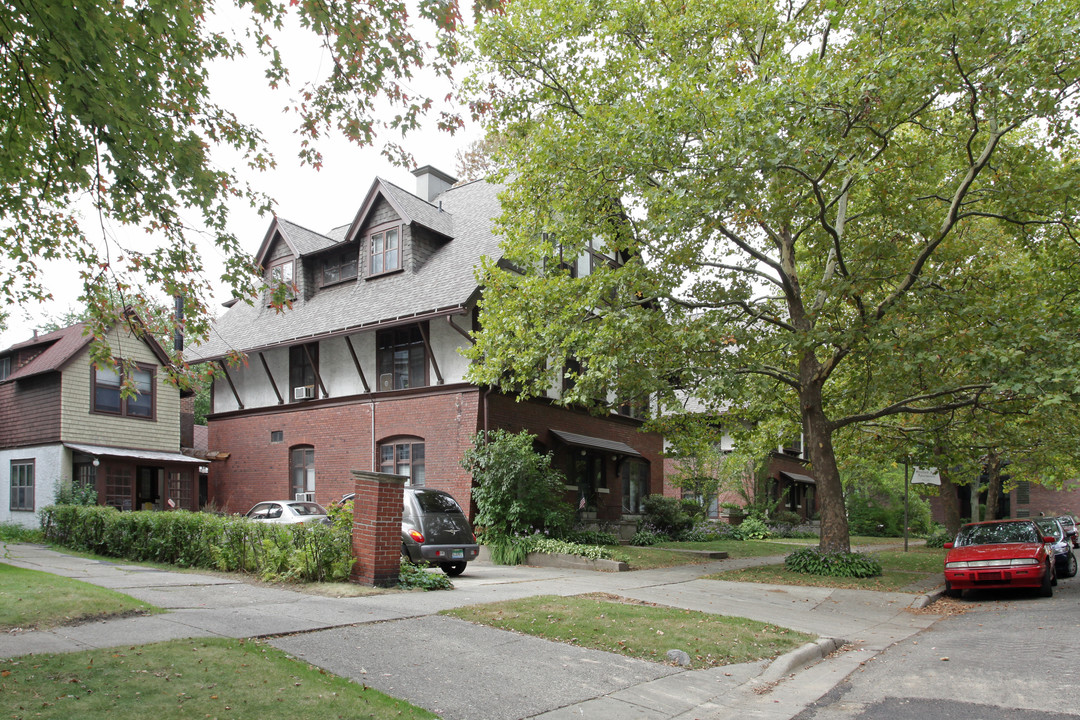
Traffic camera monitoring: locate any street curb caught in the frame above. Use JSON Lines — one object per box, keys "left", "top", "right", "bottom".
{"left": 760, "top": 637, "right": 845, "bottom": 683}
{"left": 910, "top": 588, "right": 945, "bottom": 609}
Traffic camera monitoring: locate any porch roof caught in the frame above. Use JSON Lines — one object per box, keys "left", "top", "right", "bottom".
{"left": 549, "top": 430, "right": 642, "bottom": 458}
{"left": 65, "top": 442, "right": 205, "bottom": 466}
{"left": 780, "top": 470, "right": 816, "bottom": 485}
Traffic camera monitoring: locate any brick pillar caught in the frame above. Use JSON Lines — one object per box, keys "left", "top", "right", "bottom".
{"left": 350, "top": 470, "right": 407, "bottom": 587}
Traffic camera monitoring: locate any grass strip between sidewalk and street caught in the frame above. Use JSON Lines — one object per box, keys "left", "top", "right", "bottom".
{"left": 704, "top": 547, "right": 945, "bottom": 591}
{"left": 0, "top": 637, "right": 438, "bottom": 720}
{"left": 441, "top": 593, "right": 814, "bottom": 669}
{"left": 0, "top": 562, "right": 160, "bottom": 631}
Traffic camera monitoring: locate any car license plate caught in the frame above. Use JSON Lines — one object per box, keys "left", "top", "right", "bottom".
{"left": 452, "top": 549, "right": 464, "bottom": 559}
{"left": 977, "top": 571, "right": 1004, "bottom": 581}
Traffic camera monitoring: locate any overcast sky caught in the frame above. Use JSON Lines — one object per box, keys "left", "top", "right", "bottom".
{"left": 0, "top": 9, "right": 479, "bottom": 349}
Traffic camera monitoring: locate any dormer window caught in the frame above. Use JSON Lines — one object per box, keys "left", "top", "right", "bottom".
{"left": 369, "top": 224, "right": 401, "bottom": 276}
{"left": 268, "top": 258, "right": 296, "bottom": 295}
{"left": 321, "top": 249, "right": 358, "bottom": 286}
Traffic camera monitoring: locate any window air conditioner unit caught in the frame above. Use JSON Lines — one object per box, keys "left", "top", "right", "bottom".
{"left": 294, "top": 492, "right": 315, "bottom": 502}
{"left": 294, "top": 385, "right": 314, "bottom": 400}
{"left": 379, "top": 373, "right": 394, "bottom": 391}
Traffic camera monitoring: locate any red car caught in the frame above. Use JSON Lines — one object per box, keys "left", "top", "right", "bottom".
{"left": 943, "top": 519, "right": 1057, "bottom": 599}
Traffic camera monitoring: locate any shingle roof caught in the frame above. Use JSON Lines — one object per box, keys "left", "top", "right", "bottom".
{"left": 189, "top": 177, "right": 504, "bottom": 360}
{"left": 1, "top": 323, "right": 93, "bottom": 383}
{"left": 277, "top": 219, "right": 339, "bottom": 256}
{"left": 381, "top": 179, "right": 455, "bottom": 237}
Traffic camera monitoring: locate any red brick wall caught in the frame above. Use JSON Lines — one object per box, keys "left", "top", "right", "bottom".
{"left": 350, "top": 471, "right": 405, "bottom": 586}
{"left": 0, "top": 374, "right": 61, "bottom": 449}
{"left": 207, "top": 386, "right": 481, "bottom": 514}
{"left": 484, "top": 392, "right": 664, "bottom": 519}
{"left": 926, "top": 482, "right": 1080, "bottom": 523}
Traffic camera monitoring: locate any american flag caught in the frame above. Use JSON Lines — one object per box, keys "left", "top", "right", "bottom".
{"left": 578, "top": 496, "right": 586, "bottom": 510}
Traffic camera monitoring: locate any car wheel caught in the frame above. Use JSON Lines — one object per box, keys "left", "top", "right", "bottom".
{"left": 943, "top": 581, "right": 962, "bottom": 599}
{"left": 1067, "top": 553, "right": 1078, "bottom": 579}
{"left": 1040, "top": 563, "right": 1054, "bottom": 597}
{"left": 440, "top": 561, "right": 467, "bottom": 577}
{"left": 401, "top": 544, "right": 420, "bottom": 565}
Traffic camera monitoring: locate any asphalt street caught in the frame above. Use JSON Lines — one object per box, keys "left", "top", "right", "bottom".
{"left": 794, "top": 576, "right": 1080, "bottom": 719}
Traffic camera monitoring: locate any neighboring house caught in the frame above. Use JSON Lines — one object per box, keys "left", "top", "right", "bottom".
{"left": 0, "top": 319, "right": 202, "bottom": 527}
{"left": 926, "top": 479, "right": 1080, "bottom": 525}
{"left": 663, "top": 423, "right": 817, "bottom": 522}
{"left": 188, "top": 167, "right": 663, "bottom": 522}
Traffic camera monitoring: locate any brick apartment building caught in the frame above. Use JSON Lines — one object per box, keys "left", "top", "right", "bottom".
{"left": 190, "top": 168, "right": 662, "bottom": 520}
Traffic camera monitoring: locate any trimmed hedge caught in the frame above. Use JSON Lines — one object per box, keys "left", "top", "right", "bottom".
{"left": 39, "top": 505, "right": 354, "bottom": 583}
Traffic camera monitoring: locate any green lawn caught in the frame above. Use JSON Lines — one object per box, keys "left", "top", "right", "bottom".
{"left": 0, "top": 638, "right": 437, "bottom": 720}
{"left": 442, "top": 593, "right": 813, "bottom": 669}
{"left": 608, "top": 536, "right": 913, "bottom": 571}
{"left": 0, "top": 563, "right": 160, "bottom": 630}
{"left": 705, "top": 547, "right": 945, "bottom": 592}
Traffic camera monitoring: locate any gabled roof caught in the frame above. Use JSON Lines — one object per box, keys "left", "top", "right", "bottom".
{"left": 253, "top": 217, "right": 341, "bottom": 269}
{"left": 343, "top": 177, "right": 454, "bottom": 244}
{"left": 189, "top": 177, "right": 504, "bottom": 361}
{"left": 278, "top": 218, "right": 340, "bottom": 256}
{"left": 1, "top": 323, "right": 94, "bottom": 383}
{"left": 1, "top": 313, "right": 171, "bottom": 383}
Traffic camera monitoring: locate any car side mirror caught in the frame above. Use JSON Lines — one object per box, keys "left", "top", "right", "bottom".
{"left": 943, "top": 542, "right": 954, "bottom": 549}
{"left": 1043, "top": 536, "right": 1056, "bottom": 544}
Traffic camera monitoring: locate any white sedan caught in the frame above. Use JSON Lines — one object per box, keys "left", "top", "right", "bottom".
{"left": 244, "top": 500, "right": 330, "bottom": 525}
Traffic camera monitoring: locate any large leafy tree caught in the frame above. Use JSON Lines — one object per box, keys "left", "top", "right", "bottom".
{"left": 1, "top": 0, "right": 489, "bottom": 359}
{"left": 464, "top": 0, "right": 1080, "bottom": 551}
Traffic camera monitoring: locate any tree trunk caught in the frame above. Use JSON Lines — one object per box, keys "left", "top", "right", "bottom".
{"left": 937, "top": 466, "right": 962, "bottom": 537}
{"left": 983, "top": 452, "right": 1002, "bottom": 521}
{"left": 801, "top": 380, "right": 850, "bottom": 553}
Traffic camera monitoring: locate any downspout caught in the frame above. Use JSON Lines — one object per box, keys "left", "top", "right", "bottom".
{"left": 483, "top": 386, "right": 494, "bottom": 436}
{"left": 370, "top": 397, "right": 377, "bottom": 472}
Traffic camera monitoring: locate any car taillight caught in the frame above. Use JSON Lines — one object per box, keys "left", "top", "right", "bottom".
{"left": 408, "top": 529, "right": 425, "bottom": 543}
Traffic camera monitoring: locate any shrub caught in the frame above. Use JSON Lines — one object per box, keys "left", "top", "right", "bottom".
{"left": 784, "top": 547, "right": 883, "bottom": 578}
{"left": 397, "top": 557, "right": 454, "bottom": 590}
{"left": 640, "top": 495, "right": 694, "bottom": 538}
{"left": 563, "top": 528, "right": 620, "bottom": 546}
{"left": 630, "top": 526, "right": 669, "bottom": 546}
{"left": 54, "top": 481, "right": 98, "bottom": 507}
{"left": 485, "top": 534, "right": 532, "bottom": 565}
{"left": 0, "top": 522, "right": 42, "bottom": 544}
{"left": 770, "top": 510, "right": 803, "bottom": 526}
{"left": 923, "top": 525, "right": 954, "bottom": 549}
{"left": 768, "top": 523, "right": 818, "bottom": 539}
{"left": 733, "top": 515, "right": 771, "bottom": 540}
{"left": 39, "top": 505, "right": 354, "bottom": 583}
{"left": 528, "top": 536, "right": 616, "bottom": 561}
{"left": 462, "top": 430, "right": 574, "bottom": 564}
{"left": 676, "top": 522, "right": 736, "bottom": 542}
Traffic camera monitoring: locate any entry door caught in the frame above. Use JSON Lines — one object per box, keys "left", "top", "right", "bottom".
{"left": 136, "top": 467, "right": 162, "bottom": 511}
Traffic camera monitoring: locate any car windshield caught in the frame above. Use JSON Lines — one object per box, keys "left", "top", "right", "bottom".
{"left": 287, "top": 502, "right": 326, "bottom": 516}
{"left": 1036, "top": 520, "right": 1063, "bottom": 540}
{"left": 956, "top": 522, "right": 1040, "bottom": 546}
{"left": 412, "top": 489, "right": 463, "bottom": 514}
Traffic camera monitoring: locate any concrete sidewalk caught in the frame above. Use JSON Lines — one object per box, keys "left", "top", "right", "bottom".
{"left": 0, "top": 543, "right": 943, "bottom": 719}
